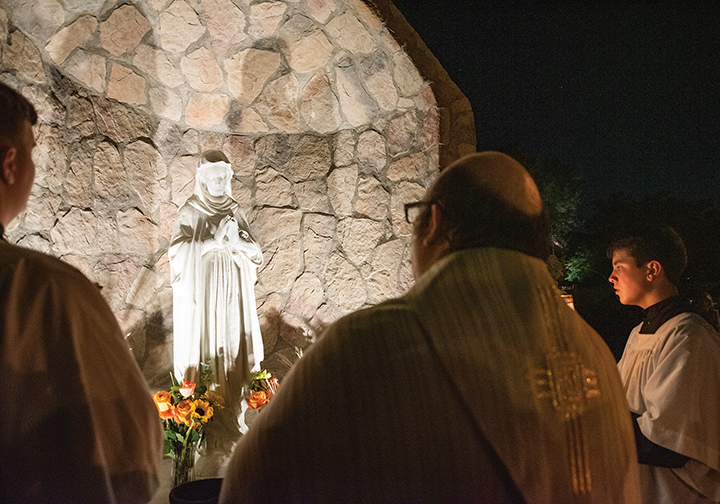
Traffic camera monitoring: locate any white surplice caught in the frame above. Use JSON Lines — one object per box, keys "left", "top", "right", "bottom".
{"left": 220, "top": 248, "right": 641, "bottom": 503}
{"left": 618, "top": 313, "right": 720, "bottom": 504}
{"left": 0, "top": 241, "right": 163, "bottom": 503}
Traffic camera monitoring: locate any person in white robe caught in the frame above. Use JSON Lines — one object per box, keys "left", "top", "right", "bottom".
{"left": 219, "top": 152, "right": 641, "bottom": 503}
{"left": 0, "top": 82, "right": 162, "bottom": 503}
{"left": 169, "top": 151, "right": 263, "bottom": 465}
{"left": 610, "top": 226, "right": 720, "bottom": 503}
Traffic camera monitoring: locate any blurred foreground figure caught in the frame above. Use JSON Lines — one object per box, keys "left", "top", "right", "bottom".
{"left": 169, "top": 151, "right": 263, "bottom": 471}
{"left": 220, "top": 152, "right": 641, "bottom": 503}
{"left": 609, "top": 226, "right": 720, "bottom": 503}
{"left": 0, "top": 82, "right": 162, "bottom": 502}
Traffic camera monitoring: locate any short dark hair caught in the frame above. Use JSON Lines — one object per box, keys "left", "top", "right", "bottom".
{"left": 607, "top": 225, "right": 687, "bottom": 285}
{"left": 0, "top": 81, "right": 38, "bottom": 146}
{"left": 418, "top": 165, "right": 551, "bottom": 261}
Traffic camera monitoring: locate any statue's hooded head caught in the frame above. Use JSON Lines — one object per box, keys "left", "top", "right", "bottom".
{"left": 194, "top": 150, "right": 235, "bottom": 213}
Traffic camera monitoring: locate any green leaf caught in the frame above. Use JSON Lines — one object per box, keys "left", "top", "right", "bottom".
{"left": 164, "top": 429, "right": 185, "bottom": 443}
{"left": 252, "top": 369, "right": 272, "bottom": 380}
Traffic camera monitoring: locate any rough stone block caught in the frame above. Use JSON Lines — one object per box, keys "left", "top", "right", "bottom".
{"left": 202, "top": 0, "right": 246, "bottom": 56}
{"left": 45, "top": 15, "right": 97, "bottom": 65}
{"left": 327, "top": 164, "right": 357, "bottom": 216}
{"left": 181, "top": 47, "right": 223, "bottom": 92}
{"left": 99, "top": 4, "right": 150, "bottom": 57}
{"left": 159, "top": 0, "right": 206, "bottom": 53}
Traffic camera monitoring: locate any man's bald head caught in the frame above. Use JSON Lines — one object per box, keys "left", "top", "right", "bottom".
{"left": 435, "top": 152, "right": 543, "bottom": 217}
{"left": 421, "top": 151, "right": 550, "bottom": 260}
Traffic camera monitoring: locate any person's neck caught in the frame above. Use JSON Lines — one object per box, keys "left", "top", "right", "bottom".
{"left": 640, "top": 285, "right": 680, "bottom": 310}
{"left": 0, "top": 205, "right": 11, "bottom": 231}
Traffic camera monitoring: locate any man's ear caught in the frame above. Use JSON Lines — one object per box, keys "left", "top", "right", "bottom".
{"left": 646, "top": 260, "right": 663, "bottom": 281}
{"left": 422, "top": 203, "right": 447, "bottom": 247}
{"left": 0, "top": 147, "right": 17, "bottom": 185}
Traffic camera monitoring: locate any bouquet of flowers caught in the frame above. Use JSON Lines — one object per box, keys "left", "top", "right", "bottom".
{"left": 152, "top": 374, "right": 224, "bottom": 487}
{"left": 246, "top": 369, "right": 279, "bottom": 410}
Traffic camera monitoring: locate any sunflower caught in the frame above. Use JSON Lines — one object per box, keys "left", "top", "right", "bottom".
{"left": 203, "top": 390, "right": 225, "bottom": 410}
{"left": 193, "top": 399, "right": 214, "bottom": 422}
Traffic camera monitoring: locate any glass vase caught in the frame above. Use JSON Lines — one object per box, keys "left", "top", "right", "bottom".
{"left": 172, "top": 443, "right": 196, "bottom": 488}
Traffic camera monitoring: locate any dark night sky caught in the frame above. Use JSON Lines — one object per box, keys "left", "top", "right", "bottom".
{"left": 390, "top": 1, "right": 720, "bottom": 210}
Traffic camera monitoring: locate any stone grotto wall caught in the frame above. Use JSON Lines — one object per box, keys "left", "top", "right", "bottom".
{"left": 0, "top": 0, "right": 475, "bottom": 387}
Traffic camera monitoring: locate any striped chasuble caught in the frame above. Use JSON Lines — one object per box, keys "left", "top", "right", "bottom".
{"left": 220, "top": 247, "right": 641, "bottom": 504}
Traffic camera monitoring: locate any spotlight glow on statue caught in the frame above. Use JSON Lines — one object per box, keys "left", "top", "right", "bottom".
{"left": 169, "top": 151, "right": 263, "bottom": 457}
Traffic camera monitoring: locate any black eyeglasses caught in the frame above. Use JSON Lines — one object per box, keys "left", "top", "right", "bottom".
{"left": 404, "top": 201, "right": 433, "bottom": 225}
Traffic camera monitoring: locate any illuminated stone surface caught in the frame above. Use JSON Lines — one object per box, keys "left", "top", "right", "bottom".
{"left": 357, "top": 129, "right": 386, "bottom": 173}
{"left": 338, "top": 217, "right": 384, "bottom": 265}
{"left": 99, "top": 4, "right": 150, "bottom": 57}
{"left": 125, "top": 141, "right": 167, "bottom": 213}
{"left": 0, "top": 0, "right": 465, "bottom": 432}
{"left": 202, "top": 0, "right": 246, "bottom": 55}
{"left": 133, "top": 45, "right": 185, "bottom": 88}
{"left": 255, "top": 166, "right": 293, "bottom": 207}
{"left": 287, "top": 273, "right": 324, "bottom": 318}
{"left": 333, "top": 129, "right": 356, "bottom": 167}
{"left": 46, "top": 15, "right": 97, "bottom": 64}
{"left": 301, "top": 71, "right": 341, "bottom": 134}
{"left": 5, "top": 30, "right": 45, "bottom": 83}
{"left": 355, "top": 175, "right": 389, "bottom": 221}
{"left": 326, "top": 253, "right": 365, "bottom": 311}
{"left": 326, "top": 13, "right": 375, "bottom": 54}
{"left": 185, "top": 92, "right": 229, "bottom": 128}
{"left": 65, "top": 50, "right": 106, "bottom": 92}
{"left": 248, "top": 1, "right": 286, "bottom": 39}
{"left": 159, "top": 0, "right": 206, "bottom": 53}
{"left": 366, "top": 238, "right": 405, "bottom": 304}
{"left": 280, "top": 15, "right": 333, "bottom": 73}
{"left": 225, "top": 48, "right": 281, "bottom": 105}
{"left": 327, "top": 164, "right": 357, "bottom": 217}
{"left": 306, "top": 0, "right": 335, "bottom": 23}
{"left": 287, "top": 135, "right": 331, "bottom": 181}
{"left": 256, "top": 73, "right": 301, "bottom": 132}
{"left": 149, "top": 87, "right": 183, "bottom": 121}
{"left": 181, "top": 48, "right": 223, "bottom": 92}
{"left": 108, "top": 64, "right": 147, "bottom": 105}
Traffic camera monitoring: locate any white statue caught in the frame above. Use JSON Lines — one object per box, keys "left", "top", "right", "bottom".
{"left": 169, "top": 150, "right": 263, "bottom": 461}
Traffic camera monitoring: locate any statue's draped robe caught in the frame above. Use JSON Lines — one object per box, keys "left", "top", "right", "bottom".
{"left": 220, "top": 248, "right": 641, "bottom": 503}
{"left": 169, "top": 191, "right": 263, "bottom": 450}
{"left": 0, "top": 241, "right": 162, "bottom": 504}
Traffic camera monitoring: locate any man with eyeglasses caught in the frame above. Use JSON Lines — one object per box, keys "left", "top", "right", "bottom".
{"left": 220, "top": 152, "right": 641, "bottom": 503}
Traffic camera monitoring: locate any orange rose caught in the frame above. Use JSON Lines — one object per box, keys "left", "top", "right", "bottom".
{"left": 246, "top": 391, "right": 268, "bottom": 409}
{"left": 152, "top": 390, "right": 173, "bottom": 413}
{"left": 159, "top": 405, "right": 176, "bottom": 421}
{"left": 179, "top": 380, "right": 196, "bottom": 398}
{"left": 175, "top": 399, "right": 195, "bottom": 425}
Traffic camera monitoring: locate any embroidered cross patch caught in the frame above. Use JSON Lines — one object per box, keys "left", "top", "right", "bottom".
{"left": 531, "top": 350, "right": 600, "bottom": 495}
